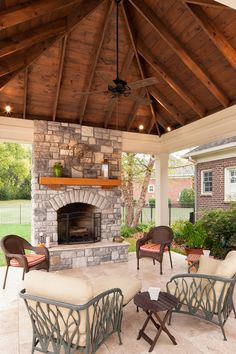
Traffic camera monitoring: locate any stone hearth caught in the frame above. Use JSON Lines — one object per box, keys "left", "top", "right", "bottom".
{"left": 32, "top": 121, "right": 128, "bottom": 270}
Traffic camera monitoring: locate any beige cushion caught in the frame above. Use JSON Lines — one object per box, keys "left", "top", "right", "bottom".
{"left": 24, "top": 271, "right": 93, "bottom": 347}
{"left": 90, "top": 276, "right": 142, "bottom": 305}
{"left": 197, "top": 256, "right": 222, "bottom": 276}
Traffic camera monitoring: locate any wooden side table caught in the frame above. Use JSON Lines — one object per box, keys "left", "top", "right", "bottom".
{"left": 134, "top": 291, "right": 179, "bottom": 352}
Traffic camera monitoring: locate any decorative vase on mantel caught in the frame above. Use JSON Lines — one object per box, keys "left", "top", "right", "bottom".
{"left": 53, "top": 162, "right": 63, "bottom": 177}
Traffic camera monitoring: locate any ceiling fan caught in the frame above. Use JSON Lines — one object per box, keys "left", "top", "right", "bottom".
{"left": 78, "top": 0, "right": 157, "bottom": 107}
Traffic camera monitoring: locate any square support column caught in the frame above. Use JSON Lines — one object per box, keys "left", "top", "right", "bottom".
{"left": 155, "top": 153, "right": 169, "bottom": 226}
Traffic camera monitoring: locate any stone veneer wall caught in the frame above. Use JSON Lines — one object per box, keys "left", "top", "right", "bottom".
{"left": 32, "top": 121, "right": 122, "bottom": 245}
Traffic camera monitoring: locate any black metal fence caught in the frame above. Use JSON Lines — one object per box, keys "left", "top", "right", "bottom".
{"left": 121, "top": 203, "right": 195, "bottom": 225}
{"left": 0, "top": 204, "right": 31, "bottom": 224}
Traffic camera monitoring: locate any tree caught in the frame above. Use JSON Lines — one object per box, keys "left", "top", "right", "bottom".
{"left": 179, "top": 188, "right": 195, "bottom": 206}
{"left": 0, "top": 143, "right": 31, "bottom": 200}
{"left": 121, "top": 153, "right": 154, "bottom": 227}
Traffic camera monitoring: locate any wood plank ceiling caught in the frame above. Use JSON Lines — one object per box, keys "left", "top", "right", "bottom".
{"left": 0, "top": 0, "right": 236, "bottom": 135}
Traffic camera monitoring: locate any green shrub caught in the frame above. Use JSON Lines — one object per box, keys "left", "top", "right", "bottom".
{"left": 148, "top": 198, "right": 155, "bottom": 207}
{"left": 171, "top": 220, "right": 188, "bottom": 244}
{"left": 199, "top": 206, "right": 236, "bottom": 258}
{"left": 121, "top": 222, "right": 155, "bottom": 238}
{"left": 179, "top": 188, "right": 195, "bottom": 206}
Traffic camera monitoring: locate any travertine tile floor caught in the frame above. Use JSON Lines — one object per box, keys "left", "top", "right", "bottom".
{"left": 0, "top": 252, "right": 236, "bottom": 354}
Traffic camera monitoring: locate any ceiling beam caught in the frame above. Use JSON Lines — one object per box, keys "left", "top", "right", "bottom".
{"left": 126, "top": 88, "right": 146, "bottom": 131}
{"left": 79, "top": 0, "right": 114, "bottom": 124}
{"left": 52, "top": 35, "right": 68, "bottom": 122}
{"left": 0, "top": 0, "right": 104, "bottom": 89}
{"left": 121, "top": 2, "right": 161, "bottom": 136}
{"left": 187, "top": 3, "right": 236, "bottom": 71}
{"left": 0, "top": 0, "right": 81, "bottom": 31}
{"left": 23, "top": 67, "right": 28, "bottom": 119}
{"left": 185, "top": 0, "right": 228, "bottom": 8}
{"left": 149, "top": 86, "right": 185, "bottom": 126}
{"left": 104, "top": 47, "right": 134, "bottom": 128}
{"left": 128, "top": 0, "right": 229, "bottom": 108}
{"left": 137, "top": 41, "right": 206, "bottom": 117}
{"left": 0, "top": 18, "right": 66, "bottom": 59}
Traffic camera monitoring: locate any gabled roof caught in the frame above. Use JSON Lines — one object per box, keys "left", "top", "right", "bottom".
{"left": 0, "top": 0, "right": 236, "bottom": 136}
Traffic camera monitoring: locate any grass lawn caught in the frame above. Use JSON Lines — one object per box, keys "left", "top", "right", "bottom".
{"left": 0, "top": 199, "right": 31, "bottom": 224}
{"left": 0, "top": 224, "right": 31, "bottom": 267}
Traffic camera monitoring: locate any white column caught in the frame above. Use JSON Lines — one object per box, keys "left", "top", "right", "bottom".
{"left": 155, "top": 153, "right": 169, "bottom": 226}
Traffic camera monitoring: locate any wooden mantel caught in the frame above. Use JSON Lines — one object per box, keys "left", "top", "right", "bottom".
{"left": 39, "top": 177, "right": 121, "bottom": 188}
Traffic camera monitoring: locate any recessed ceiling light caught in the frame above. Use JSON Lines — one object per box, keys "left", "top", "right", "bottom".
{"left": 167, "top": 126, "right": 171, "bottom": 132}
{"left": 139, "top": 124, "right": 144, "bottom": 131}
{"left": 5, "top": 105, "right": 11, "bottom": 114}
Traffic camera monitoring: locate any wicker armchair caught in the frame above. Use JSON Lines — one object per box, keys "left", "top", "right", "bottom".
{"left": 136, "top": 226, "right": 173, "bottom": 275}
{"left": 166, "top": 251, "right": 236, "bottom": 340}
{"left": 0, "top": 234, "right": 49, "bottom": 289}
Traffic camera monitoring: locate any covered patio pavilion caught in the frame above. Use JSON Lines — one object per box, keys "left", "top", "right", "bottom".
{"left": 0, "top": 0, "right": 236, "bottom": 353}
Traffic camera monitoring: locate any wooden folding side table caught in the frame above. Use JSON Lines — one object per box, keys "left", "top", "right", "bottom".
{"left": 134, "top": 291, "right": 178, "bottom": 352}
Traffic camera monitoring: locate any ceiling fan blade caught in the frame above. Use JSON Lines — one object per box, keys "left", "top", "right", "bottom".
{"left": 96, "top": 71, "right": 114, "bottom": 86}
{"left": 104, "top": 97, "right": 117, "bottom": 111}
{"left": 129, "top": 94, "right": 152, "bottom": 106}
{"left": 128, "top": 77, "right": 158, "bottom": 90}
{"left": 77, "top": 90, "right": 105, "bottom": 96}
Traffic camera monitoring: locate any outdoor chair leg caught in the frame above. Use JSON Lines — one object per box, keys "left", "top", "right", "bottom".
{"left": 168, "top": 311, "right": 172, "bottom": 325}
{"left": 137, "top": 257, "right": 139, "bottom": 270}
{"left": 153, "top": 259, "right": 155, "bottom": 265}
{"left": 2, "top": 266, "right": 9, "bottom": 289}
{"left": 169, "top": 250, "right": 173, "bottom": 268}
{"left": 22, "top": 269, "right": 25, "bottom": 281}
{"left": 160, "top": 262, "right": 163, "bottom": 275}
{"left": 232, "top": 302, "right": 236, "bottom": 318}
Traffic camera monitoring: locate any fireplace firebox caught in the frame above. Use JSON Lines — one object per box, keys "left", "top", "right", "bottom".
{"left": 57, "top": 203, "right": 101, "bottom": 244}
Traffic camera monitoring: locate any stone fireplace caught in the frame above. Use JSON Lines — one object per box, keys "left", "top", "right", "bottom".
{"left": 32, "top": 121, "right": 128, "bottom": 270}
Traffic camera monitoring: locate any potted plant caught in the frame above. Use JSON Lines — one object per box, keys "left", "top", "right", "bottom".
{"left": 53, "top": 162, "right": 63, "bottom": 177}
{"left": 182, "top": 221, "right": 207, "bottom": 255}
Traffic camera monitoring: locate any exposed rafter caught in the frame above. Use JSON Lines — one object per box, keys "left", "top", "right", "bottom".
{"left": 0, "top": 19, "right": 66, "bottom": 59}
{"left": 0, "top": 0, "right": 80, "bottom": 30}
{"left": 126, "top": 88, "right": 146, "bottom": 131}
{"left": 104, "top": 47, "right": 134, "bottom": 129}
{"left": 128, "top": 0, "right": 229, "bottom": 108}
{"left": 149, "top": 87, "right": 185, "bottom": 125}
{"left": 121, "top": 2, "right": 161, "bottom": 136}
{"left": 53, "top": 35, "right": 68, "bottom": 121}
{"left": 79, "top": 0, "right": 114, "bottom": 125}
{"left": 23, "top": 67, "right": 29, "bottom": 119}
{"left": 187, "top": 3, "right": 236, "bottom": 70}
{"left": 137, "top": 41, "right": 206, "bottom": 117}
{"left": 0, "top": 0, "right": 104, "bottom": 89}
{"left": 185, "top": 0, "right": 228, "bottom": 8}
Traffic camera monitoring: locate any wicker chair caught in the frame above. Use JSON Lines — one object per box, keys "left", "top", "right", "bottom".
{"left": 0, "top": 234, "right": 49, "bottom": 289}
{"left": 136, "top": 226, "right": 173, "bottom": 275}
{"left": 166, "top": 251, "right": 236, "bottom": 340}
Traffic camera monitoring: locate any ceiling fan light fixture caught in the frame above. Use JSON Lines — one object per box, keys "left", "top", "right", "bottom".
{"left": 167, "top": 126, "right": 171, "bottom": 132}
{"left": 139, "top": 124, "right": 144, "bottom": 131}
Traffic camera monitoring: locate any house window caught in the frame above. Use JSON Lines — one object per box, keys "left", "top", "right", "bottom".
{"left": 148, "top": 185, "right": 155, "bottom": 193}
{"left": 201, "top": 170, "right": 212, "bottom": 195}
{"left": 225, "top": 167, "right": 236, "bottom": 201}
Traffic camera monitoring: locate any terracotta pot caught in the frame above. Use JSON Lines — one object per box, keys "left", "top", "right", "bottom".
{"left": 185, "top": 247, "right": 204, "bottom": 256}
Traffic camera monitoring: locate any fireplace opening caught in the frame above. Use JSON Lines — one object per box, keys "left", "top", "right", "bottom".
{"left": 57, "top": 203, "right": 101, "bottom": 244}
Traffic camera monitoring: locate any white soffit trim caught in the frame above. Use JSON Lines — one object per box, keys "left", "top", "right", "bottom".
{"left": 186, "top": 142, "right": 236, "bottom": 157}
{"left": 0, "top": 116, "right": 33, "bottom": 143}
{"left": 159, "top": 105, "right": 236, "bottom": 153}
{"left": 122, "top": 131, "right": 161, "bottom": 154}
{"left": 191, "top": 149, "right": 236, "bottom": 164}
{"left": 217, "top": 0, "right": 236, "bottom": 9}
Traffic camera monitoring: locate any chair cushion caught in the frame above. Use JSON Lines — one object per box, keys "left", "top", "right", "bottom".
{"left": 197, "top": 256, "right": 222, "bottom": 276}
{"left": 10, "top": 254, "right": 46, "bottom": 267}
{"left": 140, "top": 243, "right": 169, "bottom": 253}
{"left": 90, "top": 276, "right": 142, "bottom": 306}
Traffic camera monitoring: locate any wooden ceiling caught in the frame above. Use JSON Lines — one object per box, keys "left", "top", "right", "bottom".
{"left": 0, "top": 0, "right": 236, "bottom": 136}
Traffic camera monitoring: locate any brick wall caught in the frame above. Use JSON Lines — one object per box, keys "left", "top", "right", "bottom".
{"left": 197, "top": 157, "right": 236, "bottom": 212}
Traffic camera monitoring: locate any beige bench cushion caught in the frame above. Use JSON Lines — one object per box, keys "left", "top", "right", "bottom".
{"left": 24, "top": 271, "right": 94, "bottom": 347}
{"left": 90, "top": 276, "right": 142, "bottom": 305}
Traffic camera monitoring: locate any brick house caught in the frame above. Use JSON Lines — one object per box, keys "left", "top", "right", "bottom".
{"left": 186, "top": 137, "right": 236, "bottom": 214}
{"left": 133, "top": 164, "right": 194, "bottom": 204}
